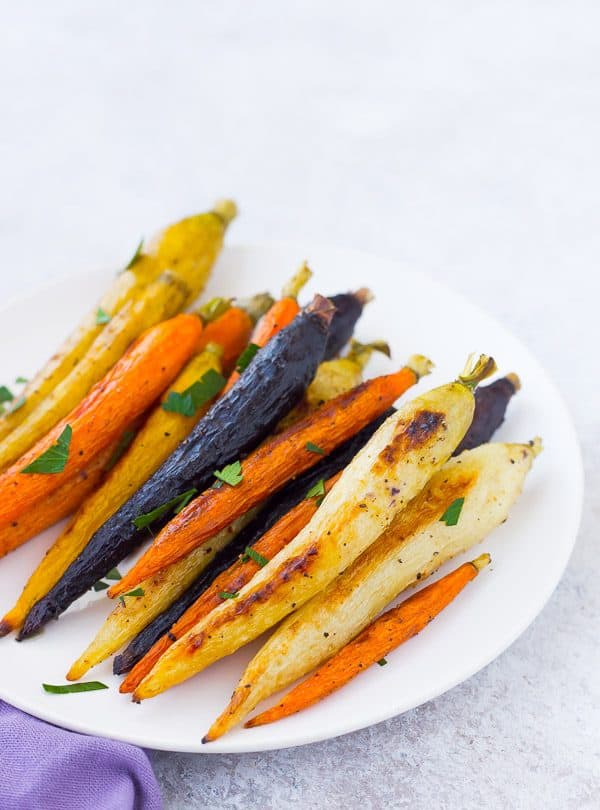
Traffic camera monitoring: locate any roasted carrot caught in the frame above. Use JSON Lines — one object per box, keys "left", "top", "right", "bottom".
{"left": 119, "top": 472, "right": 343, "bottom": 693}
{"left": 109, "top": 356, "right": 430, "bottom": 596}
{"left": 245, "top": 555, "right": 491, "bottom": 729}
{"left": 222, "top": 263, "right": 312, "bottom": 394}
{"left": 0, "top": 442, "right": 116, "bottom": 559}
{"left": 0, "top": 314, "right": 202, "bottom": 533}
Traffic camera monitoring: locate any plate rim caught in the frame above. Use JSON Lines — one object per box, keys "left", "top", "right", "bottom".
{"left": 0, "top": 241, "right": 584, "bottom": 753}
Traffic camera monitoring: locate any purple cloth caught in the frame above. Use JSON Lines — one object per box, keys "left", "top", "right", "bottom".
{"left": 0, "top": 701, "right": 162, "bottom": 810}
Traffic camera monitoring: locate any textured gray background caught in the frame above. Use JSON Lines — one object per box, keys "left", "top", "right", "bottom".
{"left": 1, "top": 2, "right": 598, "bottom": 808}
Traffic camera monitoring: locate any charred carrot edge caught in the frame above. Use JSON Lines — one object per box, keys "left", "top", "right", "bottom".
{"left": 222, "top": 264, "right": 312, "bottom": 394}
{"left": 109, "top": 355, "right": 431, "bottom": 596}
{"left": 119, "top": 472, "right": 342, "bottom": 693}
{"left": 0, "top": 442, "right": 116, "bottom": 560}
{"left": 199, "top": 307, "right": 253, "bottom": 374}
{"left": 0, "top": 314, "right": 203, "bottom": 533}
{"left": 245, "top": 554, "right": 491, "bottom": 728}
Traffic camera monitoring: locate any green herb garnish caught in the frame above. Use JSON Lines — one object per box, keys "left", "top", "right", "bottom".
{"left": 95, "top": 307, "right": 111, "bottom": 325}
{"left": 105, "top": 568, "right": 122, "bottom": 581}
{"left": 92, "top": 580, "right": 110, "bottom": 592}
{"left": 214, "top": 460, "right": 243, "bottom": 487}
{"left": 0, "top": 385, "right": 14, "bottom": 403}
{"left": 105, "top": 429, "right": 136, "bottom": 471}
{"left": 133, "top": 489, "right": 198, "bottom": 530}
{"left": 241, "top": 546, "right": 269, "bottom": 567}
{"left": 305, "top": 441, "right": 324, "bottom": 455}
{"left": 124, "top": 238, "right": 144, "bottom": 270}
{"left": 440, "top": 497, "right": 465, "bottom": 527}
{"left": 15, "top": 376, "right": 28, "bottom": 384}
{"left": 162, "top": 369, "right": 226, "bottom": 417}
{"left": 43, "top": 681, "right": 108, "bottom": 694}
{"left": 377, "top": 658, "right": 388, "bottom": 667}
{"left": 306, "top": 479, "right": 326, "bottom": 500}
{"left": 119, "top": 588, "right": 145, "bottom": 607}
{"left": 218, "top": 590, "right": 239, "bottom": 600}
{"left": 235, "top": 342, "right": 260, "bottom": 373}
{"left": 22, "top": 425, "right": 72, "bottom": 474}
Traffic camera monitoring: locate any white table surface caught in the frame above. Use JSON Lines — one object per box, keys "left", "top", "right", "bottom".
{"left": 1, "top": 3, "right": 598, "bottom": 808}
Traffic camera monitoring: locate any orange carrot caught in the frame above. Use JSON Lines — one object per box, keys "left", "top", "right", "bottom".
{"left": 109, "top": 357, "right": 427, "bottom": 596}
{"left": 222, "top": 264, "right": 311, "bottom": 394}
{"left": 0, "top": 442, "right": 117, "bottom": 559}
{"left": 0, "top": 314, "right": 202, "bottom": 532}
{"left": 246, "top": 554, "right": 491, "bottom": 728}
{"left": 199, "top": 307, "right": 253, "bottom": 374}
{"left": 119, "top": 472, "right": 342, "bottom": 694}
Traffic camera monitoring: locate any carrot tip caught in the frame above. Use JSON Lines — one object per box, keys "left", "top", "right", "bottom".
{"left": 0, "top": 619, "right": 13, "bottom": 637}
{"left": 354, "top": 287, "right": 374, "bottom": 306}
{"left": 470, "top": 552, "right": 491, "bottom": 572}
{"left": 528, "top": 436, "right": 543, "bottom": 457}
{"left": 458, "top": 354, "right": 497, "bottom": 389}
{"left": 212, "top": 199, "right": 238, "bottom": 226}
{"left": 505, "top": 372, "right": 521, "bottom": 392}
{"left": 407, "top": 354, "right": 434, "bottom": 380}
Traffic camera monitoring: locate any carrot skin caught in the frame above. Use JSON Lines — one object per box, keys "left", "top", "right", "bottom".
{"left": 246, "top": 558, "right": 485, "bottom": 727}
{"left": 200, "top": 308, "right": 253, "bottom": 374}
{"left": 110, "top": 366, "right": 418, "bottom": 595}
{"left": 0, "top": 314, "right": 202, "bottom": 530}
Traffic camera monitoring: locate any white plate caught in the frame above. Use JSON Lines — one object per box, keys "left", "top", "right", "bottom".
{"left": 0, "top": 244, "right": 583, "bottom": 753}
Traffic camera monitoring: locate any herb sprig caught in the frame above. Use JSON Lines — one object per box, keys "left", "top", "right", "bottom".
{"left": 22, "top": 425, "right": 73, "bottom": 474}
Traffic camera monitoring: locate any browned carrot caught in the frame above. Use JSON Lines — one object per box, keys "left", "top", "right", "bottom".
{"left": 109, "top": 357, "right": 428, "bottom": 596}
{"left": 222, "top": 264, "right": 311, "bottom": 394}
{"left": 246, "top": 554, "right": 491, "bottom": 728}
{"left": 119, "top": 472, "right": 343, "bottom": 694}
{"left": 0, "top": 314, "right": 202, "bottom": 535}
{"left": 0, "top": 442, "right": 117, "bottom": 558}
{"left": 199, "top": 306, "right": 253, "bottom": 374}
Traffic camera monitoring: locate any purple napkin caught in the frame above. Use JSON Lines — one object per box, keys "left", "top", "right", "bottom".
{"left": 0, "top": 701, "right": 162, "bottom": 810}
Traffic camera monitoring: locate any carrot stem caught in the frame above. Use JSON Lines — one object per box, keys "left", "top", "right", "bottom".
{"left": 246, "top": 554, "right": 491, "bottom": 728}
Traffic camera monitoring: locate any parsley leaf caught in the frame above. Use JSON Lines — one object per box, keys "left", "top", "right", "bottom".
{"left": 162, "top": 369, "right": 226, "bottom": 417}
{"left": 105, "top": 568, "right": 122, "bottom": 581}
{"left": 133, "top": 489, "right": 198, "bottom": 530}
{"left": 43, "top": 681, "right": 108, "bottom": 694}
{"left": 214, "top": 460, "right": 243, "bottom": 487}
{"left": 241, "top": 546, "right": 269, "bottom": 567}
{"left": 95, "top": 307, "right": 111, "bottom": 325}
{"left": 305, "top": 441, "right": 324, "bottom": 455}
{"left": 22, "top": 425, "right": 72, "bottom": 474}
{"left": 15, "top": 376, "right": 28, "bottom": 384}
{"left": 92, "top": 580, "right": 110, "bottom": 592}
{"left": 119, "top": 587, "right": 145, "bottom": 607}
{"left": 235, "top": 342, "right": 260, "bottom": 373}
{"left": 124, "top": 238, "right": 144, "bottom": 271}
{"left": 218, "top": 590, "right": 239, "bottom": 600}
{"left": 306, "top": 479, "right": 326, "bottom": 500}
{"left": 0, "top": 386, "right": 14, "bottom": 403}
{"left": 377, "top": 658, "right": 388, "bottom": 667}
{"left": 440, "top": 497, "right": 465, "bottom": 527}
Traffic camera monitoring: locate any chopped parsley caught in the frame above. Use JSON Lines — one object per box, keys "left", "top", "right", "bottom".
{"left": 214, "top": 460, "right": 243, "bottom": 487}
{"left": 133, "top": 488, "right": 198, "bottom": 530}
{"left": 377, "top": 658, "right": 388, "bottom": 667}
{"left": 440, "top": 497, "right": 465, "bottom": 527}
{"left": 306, "top": 479, "right": 326, "bottom": 500}
{"left": 105, "top": 429, "right": 136, "bottom": 471}
{"left": 162, "top": 368, "right": 226, "bottom": 417}
{"left": 95, "top": 307, "right": 111, "bottom": 325}
{"left": 124, "top": 238, "right": 144, "bottom": 270}
{"left": 0, "top": 386, "right": 14, "bottom": 403}
{"left": 241, "top": 546, "right": 269, "bottom": 567}
{"left": 305, "top": 441, "right": 324, "bottom": 455}
{"left": 43, "top": 681, "right": 108, "bottom": 694}
{"left": 119, "top": 588, "right": 145, "bottom": 607}
{"left": 218, "top": 590, "right": 239, "bottom": 600}
{"left": 105, "top": 568, "right": 122, "bottom": 581}
{"left": 22, "top": 425, "right": 72, "bottom": 474}
{"left": 15, "top": 376, "right": 28, "bottom": 384}
{"left": 235, "top": 342, "right": 260, "bottom": 373}
{"left": 92, "top": 580, "right": 110, "bottom": 592}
